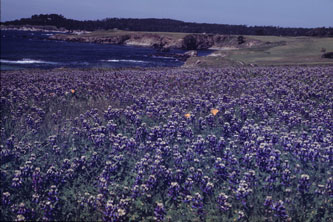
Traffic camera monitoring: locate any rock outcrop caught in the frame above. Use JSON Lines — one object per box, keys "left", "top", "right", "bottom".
{"left": 49, "top": 32, "right": 263, "bottom": 51}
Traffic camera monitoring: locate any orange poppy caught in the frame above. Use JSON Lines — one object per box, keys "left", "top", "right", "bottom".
{"left": 211, "top": 109, "right": 219, "bottom": 116}
{"left": 184, "top": 113, "right": 191, "bottom": 118}
{"left": 71, "top": 89, "right": 75, "bottom": 94}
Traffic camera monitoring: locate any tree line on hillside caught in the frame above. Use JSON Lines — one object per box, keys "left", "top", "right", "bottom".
{"left": 2, "top": 14, "right": 333, "bottom": 37}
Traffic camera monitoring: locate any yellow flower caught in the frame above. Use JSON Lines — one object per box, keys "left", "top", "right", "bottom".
{"left": 211, "top": 109, "right": 219, "bottom": 116}
{"left": 71, "top": 89, "right": 75, "bottom": 94}
{"left": 184, "top": 113, "right": 191, "bottom": 118}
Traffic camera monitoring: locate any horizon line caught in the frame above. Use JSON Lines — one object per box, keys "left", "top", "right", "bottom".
{"left": 2, "top": 14, "right": 333, "bottom": 30}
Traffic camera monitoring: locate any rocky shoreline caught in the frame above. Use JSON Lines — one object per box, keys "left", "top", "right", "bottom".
{"left": 1, "top": 25, "right": 270, "bottom": 66}
{"left": 2, "top": 24, "right": 264, "bottom": 51}
{"left": 48, "top": 31, "right": 263, "bottom": 51}
{"left": 1, "top": 24, "right": 90, "bottom": 35}
{"left": 47, "top": 31, "right": 266, "bottom": 62}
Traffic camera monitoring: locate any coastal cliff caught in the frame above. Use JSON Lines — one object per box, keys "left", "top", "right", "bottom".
{"left": 1, "top": 24, "right": 265, "bottom": 55}
{"left": 49, "top": 30, "right": 263, "bottom": 51}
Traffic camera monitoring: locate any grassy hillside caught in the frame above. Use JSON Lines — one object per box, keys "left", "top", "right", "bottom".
{"left": 188, "top": 35, "right": 333, "bottom": 66}
{"left": 232, "top": 36, "right": 333, "bottom": 65}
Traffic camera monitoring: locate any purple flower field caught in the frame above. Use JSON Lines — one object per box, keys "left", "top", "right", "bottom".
{"left": 1, "top": 66, "right": 332, "bottom": 221}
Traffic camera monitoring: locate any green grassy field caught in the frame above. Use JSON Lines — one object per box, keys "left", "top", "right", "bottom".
{"left": 194, "top": 35, "right": 333, "bottom": 66}
{"left": 231, "top": 36, "right": 333, "bottom": 64}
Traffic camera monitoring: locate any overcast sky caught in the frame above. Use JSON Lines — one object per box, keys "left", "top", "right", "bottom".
{"left": 1, "top": 0, "right": 333, "bottom": 28}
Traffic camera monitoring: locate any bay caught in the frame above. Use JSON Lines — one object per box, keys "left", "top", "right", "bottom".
{"left": 0, "top": 30, "right": 188, "bottom": 70}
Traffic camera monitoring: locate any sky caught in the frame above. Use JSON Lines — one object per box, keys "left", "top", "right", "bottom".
{"left": 1, "top": 0, "right": 333, "bottom": 28}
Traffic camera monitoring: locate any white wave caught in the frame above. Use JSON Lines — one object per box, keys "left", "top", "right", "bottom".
{"left": 0, "top": 58, "right": 58, "bottom": 65}
{"left": 102, "top": 59, "right": 147, "bottom": 63}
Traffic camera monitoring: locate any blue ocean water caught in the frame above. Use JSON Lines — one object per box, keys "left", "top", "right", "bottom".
{"left": 1, "top": 30, "right": 210, "bottom": 70}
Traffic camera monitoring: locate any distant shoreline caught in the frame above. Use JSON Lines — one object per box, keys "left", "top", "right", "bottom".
{"left": 2, "top": 26, "right": 333, "bottom": 67}
{"left": 3, "top": 14, "right": 333, "bottom": 37}
{"left": 0, "top": 24, "right": 89, "bottom": 35}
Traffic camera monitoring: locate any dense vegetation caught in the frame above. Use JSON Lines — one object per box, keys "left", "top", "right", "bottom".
{"left": 1, "top": 66, "right": 332, "bottom": 221}
{"left": 2, "top": 14, "right": 333, "bottom": 37}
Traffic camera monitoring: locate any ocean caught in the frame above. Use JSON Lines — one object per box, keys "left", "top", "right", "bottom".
{"left": 0, "top": 30, "right": 210, "bottom": 70}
